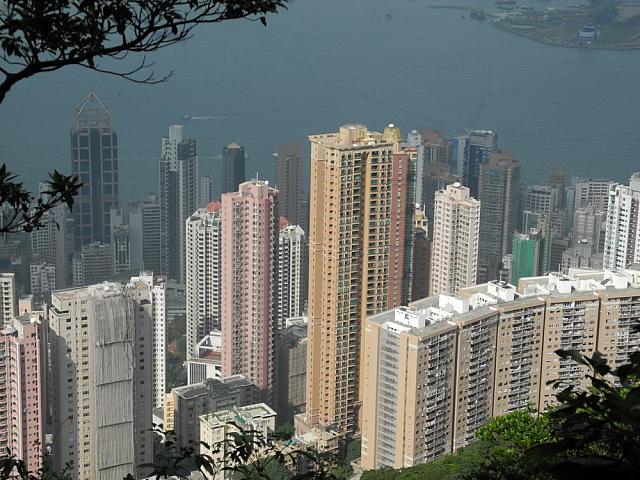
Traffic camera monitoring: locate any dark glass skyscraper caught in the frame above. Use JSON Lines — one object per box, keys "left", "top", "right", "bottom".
{"left": 463, "top": 129, "right": 498, "bottom": 198}
{"left": 220, "top": 143, "right": 245, "bottom": 195}
{"left": 477, "top": 150, "right": 521, "bottom": 283}
{"left": 276, "top": 142, "right": 303, "bottom": 226}
{"left": 71, "top": 93, "right": 119, "bottom": 249}
{"left": 159, "top": 125, "right": 198, "bottom": 282}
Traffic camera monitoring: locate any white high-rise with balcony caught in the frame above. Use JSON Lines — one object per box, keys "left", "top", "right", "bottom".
{"left": 429, "top": 183, "right": 480, "bottom": 295}
{"left": 127, "top": 272, "right": 167, "bottom": 409}
{"left": 603, "top": 173, "right": 640, "bottom": 270}
{"left": 277, "top": 222, "right": 305, "bottom": 329}
{"left": 185, "top": 203, "right": 223, "bottom": 359}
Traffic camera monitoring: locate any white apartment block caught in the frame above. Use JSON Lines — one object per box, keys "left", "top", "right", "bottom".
{"left": 277, "top": 224, "right": 305, "bottom": 330}
{"left": 429, "top": 183, "right": 480, "bottom": 296}
{"left": 0, "top": 273, "right": 16, "bottom": 325}
{"left": 127, "top": 272, "right": 167, "bottom": 409}
{"left": 186, "top": 205, "right": 222, "bottom": 358}
{"left": 603, "top": 173, "right": 640, "bottom": 270}
{"left": 49, "top": 283, "right": 153, "bottom": 480}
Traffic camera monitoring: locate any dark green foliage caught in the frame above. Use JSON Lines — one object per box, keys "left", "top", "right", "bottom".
{"left": 273, "top": 423, "right": 295, "bottom": 441}
{"left": 361, "top": 442, "right": 490, "bottom": 480}
{"left": 166, "top": 313, "right": 187, "bottom": 389}
{"left": 148, "top": 424, "right": 340, "bottom": 480}
{"left": 526, "top": 350, "right": 640, "bottom": 480}
{"left": 345, "top": 439, "right": 361, "bottom": 465}
{"left": 0, "top": 165, "right": 81, "bottom": 235}
{"left": 466, "top": 410, "right": 555, "bottom": 480}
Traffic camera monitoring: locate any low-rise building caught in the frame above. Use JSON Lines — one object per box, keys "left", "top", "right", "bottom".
{"left": 169, "top": 375, "right": 262, "bottom": 449}
{"left": 199, "top": 404, "right": 277, "bottom": 480}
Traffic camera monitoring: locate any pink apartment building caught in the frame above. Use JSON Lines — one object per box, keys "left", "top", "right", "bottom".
{"left": 0, "top": 313, "right": 45, "bottom": 473}
{"left": 221, "top": 180, "right": 279, "bottom": 394}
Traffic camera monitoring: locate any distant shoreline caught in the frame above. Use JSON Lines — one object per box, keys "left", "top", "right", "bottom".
{"left": 491, "top": 21, "right": 640, "bottom": 51}
{"left": 429, "top": 5, "right": 640, "bottom": 51}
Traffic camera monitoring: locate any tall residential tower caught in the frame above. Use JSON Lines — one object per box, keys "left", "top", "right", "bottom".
{"left": 304, "top": 124, "right": 416, "bottom": 434}
{"left": 429, "top": 183, "right": 480, "bottom": 296}
{"left": 186, "top": 203, "right": 223, "bottom": 358}
{"left": 221, "top": 181, "right": 279, "bottom": 394}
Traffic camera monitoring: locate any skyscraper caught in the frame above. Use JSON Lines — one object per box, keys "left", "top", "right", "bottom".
{"left": 276, "top": 221, "right": 305, "bottom": 329}
{"left": 186, "top": 203, "right": 223, "bottom": 358}
{"left": 477, "top": 151, "right": 521, "bottom": 283}
{"left": 276, "top": 142, "right": 304, "bottom": 227}
{"left": 603, "top": 173, "right": 640, "bottom": 270}
{"left": 0, "top": 313, "right": 46, "bottom": 473}
{"left": 463, "top": 129, "right": 497, "bottom": 198}
{"left": 221, "top": 180, "right": 279, "bottom": 394}
{"left": 49, "top": 283, "right": 153, "bottom": 480}
{"left": 71, "top": 93, "right": 119, "bottom": 249}
{"left": 141, "top": 193, "right": 162, "bottom": 274}
{"left": 221, "top": 143, "right": 246, "bottom": 195}
{"left": 429, "top": 183, "right": 480, "bottom": 296}
{"left": 127, "top": 272, "right": 167, "bottom": 409}
{"left": 159, "top": 125, "right": 198, "bottom": 282}
{"left": 304, "top": 124, "right": 415, "bottom": 434}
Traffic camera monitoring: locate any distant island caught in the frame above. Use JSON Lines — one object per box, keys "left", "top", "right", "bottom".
{"left": 432, "top": 0, "right": 640, "bottom": 50}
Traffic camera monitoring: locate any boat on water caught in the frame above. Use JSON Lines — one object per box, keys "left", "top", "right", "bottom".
{"left": 495, "top": 0, "right": 516, "bottom": 5}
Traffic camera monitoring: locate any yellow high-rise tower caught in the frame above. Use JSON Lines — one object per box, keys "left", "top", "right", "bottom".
{"left": 303, "top": 124, "right": 415, "bottom": 434}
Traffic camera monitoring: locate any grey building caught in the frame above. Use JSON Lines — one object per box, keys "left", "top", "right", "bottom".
{"left": 159, "top": 125, "right": 198, "bottom": 282}
{"left": 110, "top": 203, "right": 143, "bottom": 274}
{"left": 275, "top": 319, "right": 307, "bottom": 426}
{"left": 478, "top": 151, "right": 521, "bottom": 283}
{"left": 168, "top": 375, "right": 261, "bottom": 448}
{"left": 276, "top": 142, "right": 304, "bottom": 226}
{"left": 72, "top": 242, "right": 113, "bottom": 286}
{"left": 141, "top": 193, "right": 162, "bottom": 275}
{"left": 463, "top": 129, "right": 497, "bottom": 198}
{"left": 221, "top": 142, "right": 245, "bottom": 195}
{"left": 71, "top": 93, "right": 119, "bottom": 249}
